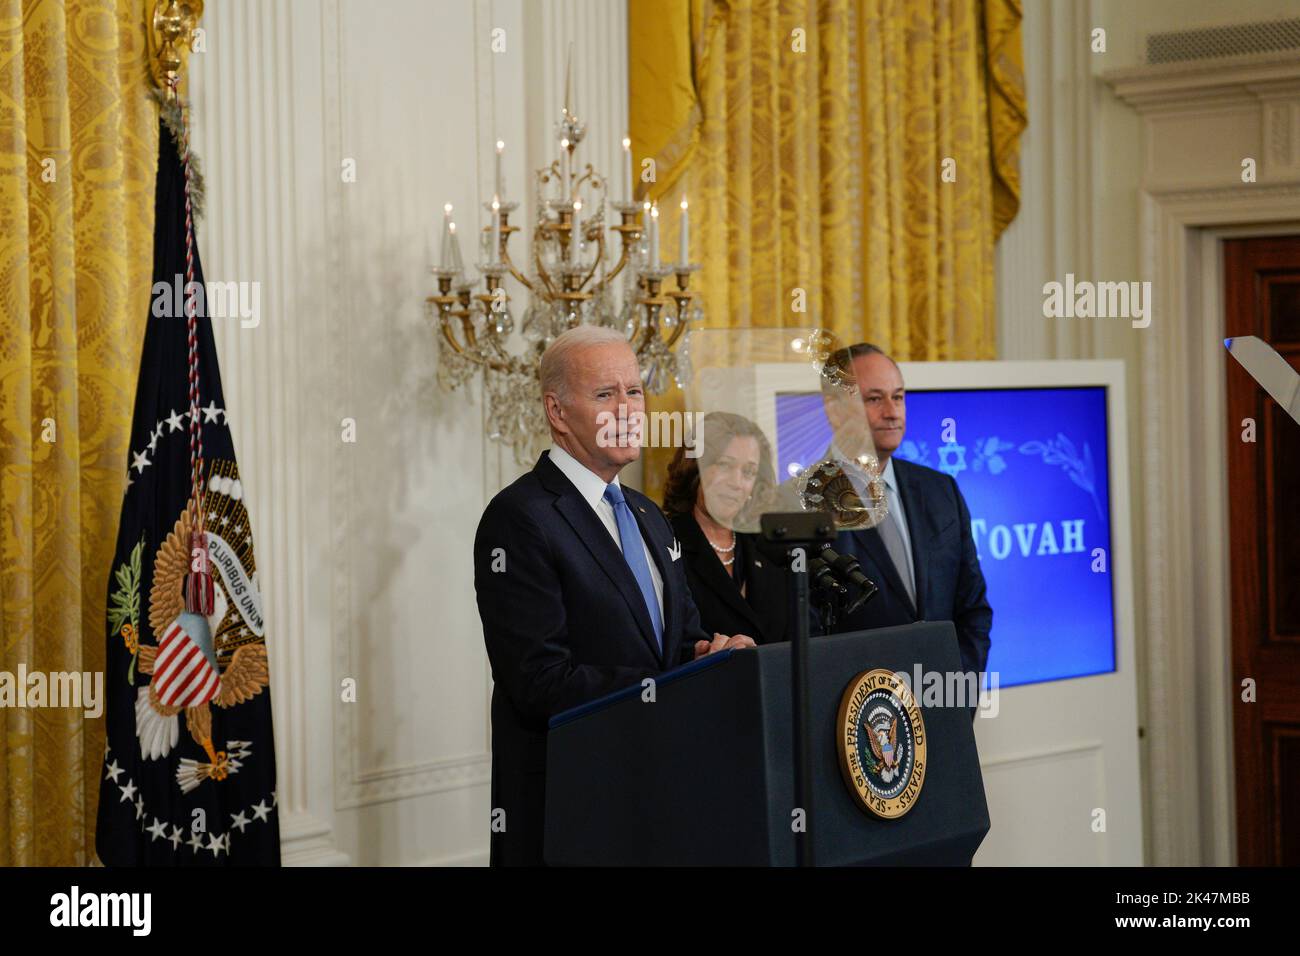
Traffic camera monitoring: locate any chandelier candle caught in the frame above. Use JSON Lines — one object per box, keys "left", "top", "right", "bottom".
{"left": 679, "top": 198, "right": 689, "bottom": 265}
{"left": 440, "top": 203, "right": 455, "bottom": 269}
{"left": 649, "top": 203, "right": 660, "bottom": 270}
{"left": 623, "top": 136, "right": 632, "bottom": 201}
{"left": 490, "top": 197, "right": 502, "bottom": 266}
{"left": 561, "top": 139, "right": 570, "bottom": 199}
{"left": 495, "top": 140, "right": 505, "bottom": 200}
{"left": 572, "top": 199, "right": 582, "bottom": 257}
{"left": 448, "top": 221, "right": 463, "bottom": 273}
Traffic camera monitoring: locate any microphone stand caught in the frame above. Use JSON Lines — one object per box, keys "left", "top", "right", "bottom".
{"left": 758, "top": 512, "right": 836, "bottom": 867}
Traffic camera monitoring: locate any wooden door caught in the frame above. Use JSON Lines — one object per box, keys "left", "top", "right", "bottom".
{"left": 1224, "top": 236, "right": 1300, "bottom": 865}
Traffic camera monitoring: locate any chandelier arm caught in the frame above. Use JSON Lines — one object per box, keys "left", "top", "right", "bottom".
{"left": 498, "top": 222, "right": 533, "bottom": 290}
{"left": 577, "top": 227, "right": 603, "bottom": 289}
{"left": 638, "top": 310, "right": 661, "bottom": 352}
{"left": 443, "top": 316, "right": 510, "bottom": 375}
{"left": 663, "top": 305, "right": 690, "bottom": 349}
{"left": 600, "top": 243, "right": 632, "bottom": 288}
{"left": 460, "top": 310, "right": 482, "bottom": 349}
{"left": 453, "top": 311, "right": 512, "bottom": 374}
{"left": 440, "top": 317, "right": 468, "bottom": 357}
{"left": 626, "top": 301, "right": 648, "bottom": 350}
{"left": 533, "top": 243, "right": 559, "bottom": 298}
{"left": 572, "top": 165, "right": 598, "bottom": 196}
{"left": 500, "top": 248, "right": 535, "bottom": 291}
{"left": 483, "top": 322, "right": 515, "bottom": 364}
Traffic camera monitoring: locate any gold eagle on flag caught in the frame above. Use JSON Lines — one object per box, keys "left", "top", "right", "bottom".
{"left": 133, "top": 460, "right": 269, "bottom": 793}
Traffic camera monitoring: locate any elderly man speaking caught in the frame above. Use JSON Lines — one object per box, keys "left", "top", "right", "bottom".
{"left": 474, "top": 326, "right": 754, "bottom": 867}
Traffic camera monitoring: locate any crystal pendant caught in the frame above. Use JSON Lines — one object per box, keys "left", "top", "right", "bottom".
{"left": 674, "top": 326, "right": 695, "bottom": 390}
{"left": 492, "top": 306, "right": 514, "bottom": 337}
{"left": 619, "top": 297, "right": 637, "bottom": 338}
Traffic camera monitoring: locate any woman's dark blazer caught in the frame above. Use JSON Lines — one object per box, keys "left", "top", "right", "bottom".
{"left": 668, "top": 512, "right": 789, "bottom": 646}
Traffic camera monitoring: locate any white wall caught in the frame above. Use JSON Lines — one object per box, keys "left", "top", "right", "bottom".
{"left": 997, "top": 0, "right": 1300, "bottom": 864}
{"left": 189, "top": 0, "right": 629, "bottom": 866}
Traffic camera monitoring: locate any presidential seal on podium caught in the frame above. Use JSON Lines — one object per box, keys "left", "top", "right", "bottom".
{"left": 837, "top": 668, "right": 927, "bottom": 819}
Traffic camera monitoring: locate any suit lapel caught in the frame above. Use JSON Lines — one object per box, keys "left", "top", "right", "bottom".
{"left": 679, "top": 519, "right": 765, "bottom": 639}
{"left": 629, "top": 493, "right": 675, "bottom": 666}
{"left": 892, "top": 459, "right": 928, "bottom": 619}
{"left": 539, "top": 455, "right": 661, "bottom": 661}
{"left": 852, "top": 525, "right": 916, "bottom": 618}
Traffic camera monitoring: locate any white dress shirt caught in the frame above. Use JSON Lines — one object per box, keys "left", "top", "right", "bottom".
{"left": 547, "top": 445, "right": 665, "bottom": 621}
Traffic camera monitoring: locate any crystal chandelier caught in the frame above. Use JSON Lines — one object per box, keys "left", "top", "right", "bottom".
{"left": 427, "top": 90, "right": 702, "bottom": 466}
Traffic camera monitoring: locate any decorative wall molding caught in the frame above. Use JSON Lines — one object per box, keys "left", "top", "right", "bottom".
{"left": 1109, "top": 51, "right": 1300, "bottom": 193}
{"left": 979, "top": 740, "right": 1103, "bottom": 771}
{"left": 1106, "top": 49, "right": 1300, "bottom": 109}
{"left": 347, "top": 756, "right": 492, "bottom": 808}
{"left": 1105, "top": 50, "right": 1300, "bottom": 867}
{"left": 280, "top": 811, "right": 351, "bottom": 866}
{"left": 190, "top": 0, "right": 349, "bottom": 867}
{"left": 326, "top": 0, "right": 493, "bottom": 814}
{"left": 1147, "top": 181, "right": 1300, "bottom": 204}
{"left": 995, "top": 0, "right": 1102, "bottom": 362}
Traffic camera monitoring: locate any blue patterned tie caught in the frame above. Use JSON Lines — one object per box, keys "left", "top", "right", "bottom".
{"left": 603, "top": 483, "right": 664, "bottom": 652}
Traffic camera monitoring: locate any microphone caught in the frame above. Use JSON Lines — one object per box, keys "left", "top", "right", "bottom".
{"left": 819, "top": 545, "right": 878, "bottom": 614}
{"left": 807, "top": 557, "right": 847, "bottom": 601}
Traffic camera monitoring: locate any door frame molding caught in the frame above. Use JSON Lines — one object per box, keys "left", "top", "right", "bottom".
{"left": 1107, "top": 52, "right": 1300, "bottom": 864}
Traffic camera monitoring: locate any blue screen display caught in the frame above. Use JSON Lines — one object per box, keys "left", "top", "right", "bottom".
{"left": 775, "top": 386, "right": 1116, "bottom": 687}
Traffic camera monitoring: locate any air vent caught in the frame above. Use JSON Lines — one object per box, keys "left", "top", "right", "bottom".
{"left": 1146, "top": 17, "right": 1300, "bottom": 65}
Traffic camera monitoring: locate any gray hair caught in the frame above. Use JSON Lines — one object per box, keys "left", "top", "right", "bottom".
{"left": 538, "top": 325, "right": 634, "bottom": 403}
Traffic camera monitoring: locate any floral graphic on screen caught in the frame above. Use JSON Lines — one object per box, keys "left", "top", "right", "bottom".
{"left": 1018, "top": 434, "right": 1104, "bottom": 520}
{"left": 971, "top": 436, "right": 1016, "bottom": 474}
{"left": 898, "top": 432, "right": 1104, "bottom": 521}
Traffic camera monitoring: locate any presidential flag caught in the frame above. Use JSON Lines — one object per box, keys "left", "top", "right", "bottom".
{"left": 95, "top": 114, "right": 279, "bottom": 865}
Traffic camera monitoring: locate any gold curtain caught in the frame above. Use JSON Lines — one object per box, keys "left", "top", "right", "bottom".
{"left": 0, "top": 0, "right": 158, "bottom": 865}
{"left": 629, "top": 0, "right": 1026, "bottom": 501}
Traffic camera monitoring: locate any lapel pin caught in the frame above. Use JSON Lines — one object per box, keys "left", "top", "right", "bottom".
{"left": 755, "top": 559, "right": 763, "bottom": 568}
{"left": 637, "top": 506, "right": 646, "bottom": 513}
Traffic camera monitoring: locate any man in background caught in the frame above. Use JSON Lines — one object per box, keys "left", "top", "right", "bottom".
{"left": 826, "top": 343, "right": 992, "bottom": 705}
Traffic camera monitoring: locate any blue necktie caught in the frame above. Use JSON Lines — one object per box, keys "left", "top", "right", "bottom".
{"left": 603, "top": 483, "right": 664, "bottom": 652}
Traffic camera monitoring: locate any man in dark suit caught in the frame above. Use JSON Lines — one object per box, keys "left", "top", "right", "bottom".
{"left": 473, "top": 326, "right": 754, "bottom": 867}
{"left": 826, "top": 343, "right": 992, "bottom": 707}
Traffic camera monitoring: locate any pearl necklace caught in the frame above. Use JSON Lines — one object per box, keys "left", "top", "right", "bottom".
{"left": 710, "top": 531, "right": 736, "bottom": 567}
{"left": 696, "top": 506, "right": 737, "bottom": 567}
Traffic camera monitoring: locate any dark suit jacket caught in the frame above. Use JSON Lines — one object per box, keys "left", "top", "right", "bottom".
{"left": 832, "top": 457, "right": 992, "bottom": 679}
{"left": 473, "top": 450, "right": 710, "bottom": 866}
{"left": 668, "top": 513, "right": 789, "bottom": 646}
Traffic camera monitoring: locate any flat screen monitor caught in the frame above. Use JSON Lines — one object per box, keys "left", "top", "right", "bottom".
{"left": 774, "top": 384, "right": 1116, "bottom": 688}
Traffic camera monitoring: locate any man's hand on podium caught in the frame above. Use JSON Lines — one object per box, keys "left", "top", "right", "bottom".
{"left": 693, "top": 632, "right": 756, "bottom": 660}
